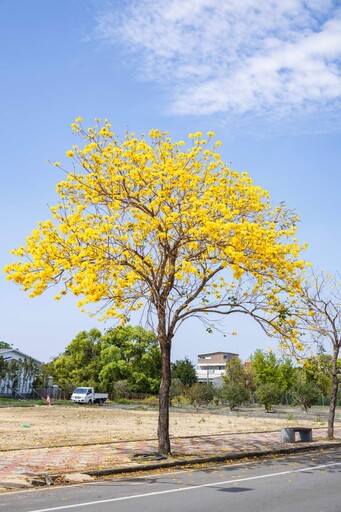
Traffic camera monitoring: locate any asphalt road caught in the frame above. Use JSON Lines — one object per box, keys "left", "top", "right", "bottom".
{"left": 1, "top": 448, "right": 340, "bottom": 512}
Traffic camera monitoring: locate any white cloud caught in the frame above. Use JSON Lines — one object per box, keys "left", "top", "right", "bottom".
{"left": 94, "top": 0, "right": 341, "bottom": 119}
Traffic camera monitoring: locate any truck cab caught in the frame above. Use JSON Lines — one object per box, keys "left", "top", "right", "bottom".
{"left": 70, "top": 387, "right": 108, "bottom": 405}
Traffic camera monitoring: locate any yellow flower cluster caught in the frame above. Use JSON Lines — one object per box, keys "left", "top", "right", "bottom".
{"left": 4, "top": 118, "right": 307, "bottom": 340}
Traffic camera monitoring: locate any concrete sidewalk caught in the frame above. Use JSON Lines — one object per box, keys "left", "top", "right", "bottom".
{"left": 0, "top": 427, "right": 340, "bottom": 490}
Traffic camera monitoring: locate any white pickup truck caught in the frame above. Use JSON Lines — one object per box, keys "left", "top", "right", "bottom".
{"left": 70, "top": 387, "right": 108, "bottom": 405}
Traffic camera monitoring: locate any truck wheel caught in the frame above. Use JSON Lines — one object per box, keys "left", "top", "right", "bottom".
{"left": 88, "top": 399, "right": 93, "bottom": 405}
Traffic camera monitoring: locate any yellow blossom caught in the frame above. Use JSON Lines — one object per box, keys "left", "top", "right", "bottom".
{"left": 4, "top": 119, "right": 307, "bottom": 350}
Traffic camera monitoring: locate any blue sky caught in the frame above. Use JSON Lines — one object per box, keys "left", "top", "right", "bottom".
{"left": 1, "top": 0, "right": 341, "bottom": 364}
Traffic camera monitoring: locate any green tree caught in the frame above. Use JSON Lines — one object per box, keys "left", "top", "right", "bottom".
{"left": 222, "top": 356, "right": 246, "bottom": 385}
{"left": 46, "top": 326, "right": 161, "bottom": 395}
{"left": 171, "top": 358, "right": 197, "bottom": 387}
{"left": 186, "top": 382, "right": 215, "bottom": 406}
{"left": 99, "top": 326, "right": 161, "bottom": 394}
{"left": 292, "top": 380, "right": 320, "bottom": 412}
{"left": 221, "top": 356, "right": 250, "bottom": 409}
{"left": 6, "top": 360, "right": 20, "bottom": 396}
{"left": 251, "top": 349, "right": 295, "bottom": 394}
{"left": 220, "top": 382, "right": 250, "bottom": 410}
{"left": 21, "top": 358, "right": 40, "bottom": 394}
{"left": 251, "top": 349, "right": 278, "bottom": 385}
{"left": 45, "top": 328, "right": 103, "bottom": 390}
{"left": 256, "top": 383, "right": 281, "bottom": 412}
{"left": 0, "top": 341, "right": 12, "bottom": 349}
{"left": 0, "top": 356, "right": 8, "bottom": 388}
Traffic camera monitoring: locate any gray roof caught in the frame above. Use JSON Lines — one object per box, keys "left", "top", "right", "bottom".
{"left": 0, "top": 348, "right": 43, "bottom": 365}
{"left": 198, "top": 351, "right": 239, "bottom": 357}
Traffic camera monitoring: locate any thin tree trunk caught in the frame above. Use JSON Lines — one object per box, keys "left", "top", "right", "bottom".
{"left": 158, "top": 338, "right": 172, "bottom": 455}
{"left": 327, "top": 346, "right": 339, "bottom": 440}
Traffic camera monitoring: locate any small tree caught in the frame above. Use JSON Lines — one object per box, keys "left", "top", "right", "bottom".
{"left": 291, "top": 271, "right": 341, "bottom": 438}
{"left": 221, "top": 356, "right": 250, "bottom": 409}
{"left": 0, "top": 344, "right": 13, "bottom": 394}
{"left": 21, "top": 358, "right": 40, "bottom": 394}
{"left": 220, "top": 382, "right": 250, "bottom": 410}
{"left": 251, "top": 349, "right": 295, "bottom": 394}
{"left": 0, "top": 356, "right": 8, "bottom": 392}
{"left": 171, "top": 358, "right": 197, "bottom": 387}
{"left": 6, "top": 360, "right": 20, "bottom": 396}
{"left": 113, "top": 380, "right": 131, "bottom": 400}
{"left": 223, "top": 356, "right": 246, "bottom": 385}
{"left": 186, "top": 382, "right": 215, "bottom": 406}
{"left": 5, "top": 121, "right": 306, "bottom": 454}
{"left": 292, "top": 380, "right": 320, "bottom": 413}
{"left": 256, "top": 383, "right": 281, "bottom": 412}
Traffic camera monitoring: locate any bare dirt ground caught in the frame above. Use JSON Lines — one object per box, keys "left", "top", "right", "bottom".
{"left": 0, "top": 404, "right": 331, "bottom": 450}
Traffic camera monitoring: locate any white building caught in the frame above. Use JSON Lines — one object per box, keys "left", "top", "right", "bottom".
{"left": 196, "top": 351, "right": 239, "bottom": 388}
{"left": 0, "top": 348, "right": 42, "bottom": 396}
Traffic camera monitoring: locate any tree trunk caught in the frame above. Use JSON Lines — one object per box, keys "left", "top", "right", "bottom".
{"left": 157, "top": 337, "right": 172, "bottom": 455}
{"left": 327, "top": 346, "right": 339, "bottom": 440}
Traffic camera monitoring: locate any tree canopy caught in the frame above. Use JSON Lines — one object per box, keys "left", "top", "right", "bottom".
{"left": 5, "top": 120, "right": 307, "bottom": 454}
{"left": 222, "top": 355, "right": 246, "bottom": 386}
{"left": 250, "top": 349, "right": 295, "bottom": 394}
{"left": 171, "top": 357, "right": 197, "bottom": 387}
{"left": 99, "top": 325, "right": 161, "bottom": 393}
{"left": 0, "top": 341, "right": 12, "bottom": 349}
{"left": 5, "top": 121, "right": 305, "bottom": 330}
{"left": 43, "top": 326, "right": 161, "bottom": 394}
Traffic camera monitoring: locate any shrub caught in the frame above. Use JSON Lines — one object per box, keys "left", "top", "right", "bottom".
{"left": 185, "top": 382, "right": 216, "bottom": 406}
{"left": 141, "top": 395, "right": 159, "bottom": 405}
{"left": 292, "top": 381, "right": 320, "bottom": 412}
{"left": 113, "top": 380, "right": 131, "bottom": 399}
{"left": 220, "top": 383, "right": 250, "bottom": 410}
{"left": 169, "top": 378, "right": 184, "bottom": 404}
{"left": 256, "top": 383, "right": 281, "bottom": 412}
{"left": 116, "top": 398, "right": 130, "bottom": 404}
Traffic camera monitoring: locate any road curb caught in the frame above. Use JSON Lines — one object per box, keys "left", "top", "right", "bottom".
{"left": 80, "top": 440, "right": 341, "bottom": 478}
{"left": 3, "top": 440, "right": 340, "bottom": 489}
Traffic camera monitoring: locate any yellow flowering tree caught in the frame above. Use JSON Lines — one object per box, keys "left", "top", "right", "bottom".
{"left": 5, "top": 119, "right": 306, "bottom": 454}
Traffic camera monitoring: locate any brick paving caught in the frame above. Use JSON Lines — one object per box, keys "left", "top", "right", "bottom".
{"left": 0, "top": 427, "right": 340, "bottom": 487}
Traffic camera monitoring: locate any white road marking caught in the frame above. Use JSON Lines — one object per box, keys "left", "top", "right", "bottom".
{"left": 27, "top": 460, "right": 341, "bottom": 512}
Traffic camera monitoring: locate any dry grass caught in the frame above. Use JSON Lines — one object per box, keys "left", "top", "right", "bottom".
{"left": 0, "top": 405, "right": 323, "bottom": 450}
